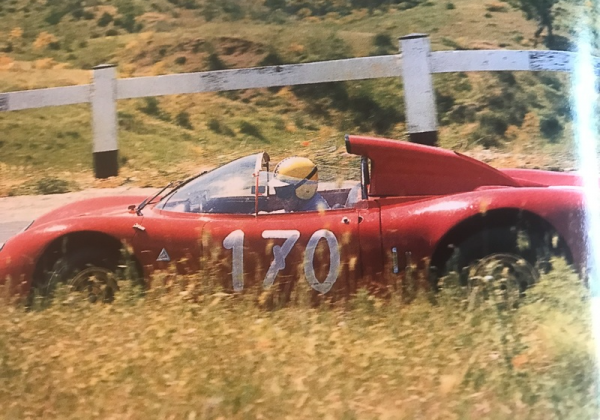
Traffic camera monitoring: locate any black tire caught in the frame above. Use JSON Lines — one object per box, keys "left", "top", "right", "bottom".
{"left": 39, "top": 248, "right": 120, "bottom": 303}
{"left": 444, "top": 226, "right": 545, "bottom": 291}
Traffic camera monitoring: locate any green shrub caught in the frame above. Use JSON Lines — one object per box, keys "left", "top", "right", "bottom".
{"left": 206, "top": 52, "right": 227, "bottom": 70}
{"left": 221, "top": 0, "right": 245, "bottom": 20}
{"left": 115, "top": 13, "right": 140, "bottom": 33}
{"left": 371, "top": 33, "right": 395, "bottom": 55}
{"left": 435, "top": 90, "right": 456, "bottom": 119}
{"left": 239, "top": 120, "right": 265, "bottom": 140}
{"left": 478, "top": 73, "right": 528, "bottom": 128}
{"left": 471, "top": 111, "right": 510, "bottom": 147}
{"left": 445, "top": 103, "right": 477, "bottom": 124}
{"left": 71, "top": 7, "right": 84, "bottom": 19}
{"left": 538, "top": 73, "right": 563, "bottom": 91}
{"left": 259, "top": 51, "right": 284, "bottom": 67}
{"left": 293, "top": 80, "right": 404, "bottom": 135}
{"left": 478, "top": 111, "right": 509, "bottom": 135}
{"left": 303, "top": 33, "right": 352, "bottom": 62}
{"left": 201, "top": 3, "right": 219, "bottom": 21}
{"left": 207, "top": 118, "right": 235, "bottom": 136}
{"left": 9, "top": 176, "right": 77, "bottom": 196}
{"left": 139, "top": 97, "right": 160, "bottom": 116}
{"left": 168, "top": 0, "right": 200, "bottom": 9}
{"left": 175, "top": 111, "right": 193, "bottom": 130}
{"left": 485, "top": 2, "right": 507, "bottom": 12}
{"left": 97, "top": 12, "right": 113, "bottom": 27}
{"left": 540, "top": 116, "right": 564, "bottom": 142}
{"left": 497, "top": 71, "right": 518, "bottom": 86}
{"left": 446, "top": 2, "right": 455, "bottom": 9}
{"left": 348, "top": 92, "right": 404, "bottom": 134}
{"left": 118, "top": 111, "right": 137, "bottom": 130}
{"left": 115, "top": 0, "right": 143, "bottom": 17}
{"left": 441, "top": 37, "right": 466, "bottom": 50}
{"left": 373, "top": 33, "right": 393, "bottom": 48}
{"left": 45, "top": 9, "right": 67, "bottom": 25}
{"left": 139, "top": 97, "right": 171, "bottom": 121}
{"left": 512, "top": 32, "right": 524, "bottom": 43}
{"left": 274, "top": 117, "right": 286, "bottom": 131}
{"left": 36, "top": 177, "right": 72, "bottom": 194}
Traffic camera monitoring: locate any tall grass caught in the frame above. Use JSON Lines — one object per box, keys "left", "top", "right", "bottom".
{"left": 0, "top": 259, "right": 596, "bottom": 419}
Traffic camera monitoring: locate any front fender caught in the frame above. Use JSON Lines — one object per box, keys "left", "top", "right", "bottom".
{"left": 0, "top": 215, "right": 139, "bottom": 293}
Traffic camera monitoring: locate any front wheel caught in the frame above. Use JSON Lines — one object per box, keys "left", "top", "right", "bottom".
{"left": 39, "top": 248, "right": 121, "bottom": 303}
{"left": 66, "top": 265, "right": 119, "bottom": 303}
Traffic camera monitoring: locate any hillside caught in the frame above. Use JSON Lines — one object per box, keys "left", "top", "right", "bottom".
{"left": 0, "top": 0, "right": 578, "bottom": 194}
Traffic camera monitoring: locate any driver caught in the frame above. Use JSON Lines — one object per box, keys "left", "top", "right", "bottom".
{"left": 272, "top": 157, "right": 330, "bottom": 213}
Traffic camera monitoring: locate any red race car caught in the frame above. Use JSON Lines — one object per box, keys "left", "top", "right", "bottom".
{"left": 0, "top": 135, "right": 587, "bottom": 302}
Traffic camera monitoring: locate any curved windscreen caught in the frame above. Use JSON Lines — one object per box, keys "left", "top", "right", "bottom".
{"left": 157, "top": 153, "right": 265, "bottom": 214}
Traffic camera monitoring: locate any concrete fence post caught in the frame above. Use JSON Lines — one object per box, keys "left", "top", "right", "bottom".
{"left": 91, "top": 64, "right": 118, "bottom": 178}
{"left": 400, "top": 34, "right": 438, "bottom": 146}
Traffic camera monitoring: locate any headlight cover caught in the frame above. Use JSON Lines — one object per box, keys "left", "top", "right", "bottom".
{"left": 20, "top": 220, "right": 35, "bottom": 233}
{"left": 0, "top": 220, "right": 34, "bottom": 253}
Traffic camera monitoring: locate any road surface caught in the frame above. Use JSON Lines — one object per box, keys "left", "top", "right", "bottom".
{"left": 0, "top": 187, "right": 155, "bottom": 244}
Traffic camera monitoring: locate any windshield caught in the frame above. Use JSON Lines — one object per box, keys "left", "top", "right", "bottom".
{"left": 157, "top": 153, "right": 267, "bottom": 214}
{"left": 156, "top": 152, "right": 363, "bottom": 214}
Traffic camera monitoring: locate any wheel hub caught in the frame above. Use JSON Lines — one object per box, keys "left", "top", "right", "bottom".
{"left": 68, "top": 266, "right": 119, "bottom": 303}
{"left": 469, "top": 253, "right": 539, "bottom": 305}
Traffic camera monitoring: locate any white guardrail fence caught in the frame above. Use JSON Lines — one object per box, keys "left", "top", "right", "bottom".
{"left": 0, "top": 34, "right": 590, "bottom": 178}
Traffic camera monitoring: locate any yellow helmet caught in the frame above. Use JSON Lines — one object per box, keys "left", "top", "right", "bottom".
{"left": 274, "top": 157, "right": 319, "bottom": 200}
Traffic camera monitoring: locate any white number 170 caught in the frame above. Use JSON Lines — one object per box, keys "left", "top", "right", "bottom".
{"left": 223, "top": 229, "right": 340, "bottom": 294}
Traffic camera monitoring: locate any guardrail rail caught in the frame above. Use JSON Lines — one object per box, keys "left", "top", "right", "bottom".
{"left": 0, "top": 34, "right": 588, "bottom": 178}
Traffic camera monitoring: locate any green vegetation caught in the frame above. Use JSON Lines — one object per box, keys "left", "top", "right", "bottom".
{"left": 8, "top": 175, "right": 79, "bottom": 196}
{"left": 0, "top": 0, "right": 582, "bottom": 191}
{"left": 512, "top": 0, "right": 558, "bottom": 44}
{"left": 1, "top": 260, "right": 596, "bottom": 418}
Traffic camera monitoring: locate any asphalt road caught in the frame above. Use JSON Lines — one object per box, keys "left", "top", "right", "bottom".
{"left": 0, "top": 187, "right": 155, "bottom": 244}
{"left": 0, "top": 220, "right": 31, "bottom": 244}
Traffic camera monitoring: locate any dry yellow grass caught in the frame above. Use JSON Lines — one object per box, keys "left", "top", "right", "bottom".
{"left": 0, "top": 260, "right": 596, "bottom": 419}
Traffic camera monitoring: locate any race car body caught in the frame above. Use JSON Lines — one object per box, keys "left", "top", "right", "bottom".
{"left": 0, "top": 135, "right": 587, "bottom": 301}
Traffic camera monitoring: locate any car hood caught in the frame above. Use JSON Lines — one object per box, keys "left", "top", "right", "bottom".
{"left": 31, "top": 195, "right": 148, "bottom": 227}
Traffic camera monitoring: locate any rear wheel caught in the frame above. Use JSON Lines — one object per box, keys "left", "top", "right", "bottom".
{"left": 468, "top": 252, "right": 539, "bottom": 307}
{"left": 443, "top": 227, "right": 547, "bottom": 294}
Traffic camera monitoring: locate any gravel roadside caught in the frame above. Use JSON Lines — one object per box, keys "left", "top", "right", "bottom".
{"left": 0, "top": 187, "right": 156, "bottom": 244}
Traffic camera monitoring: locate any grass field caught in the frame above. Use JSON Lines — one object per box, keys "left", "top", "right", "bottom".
{"left": 1, "top": 2, "right": 597, "bottom": 418}
{"left": 0, "top": 0, "right": 581, "bottom": 195}
{"left": 0, "top": 260, "right": 596, "bottom": 419}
